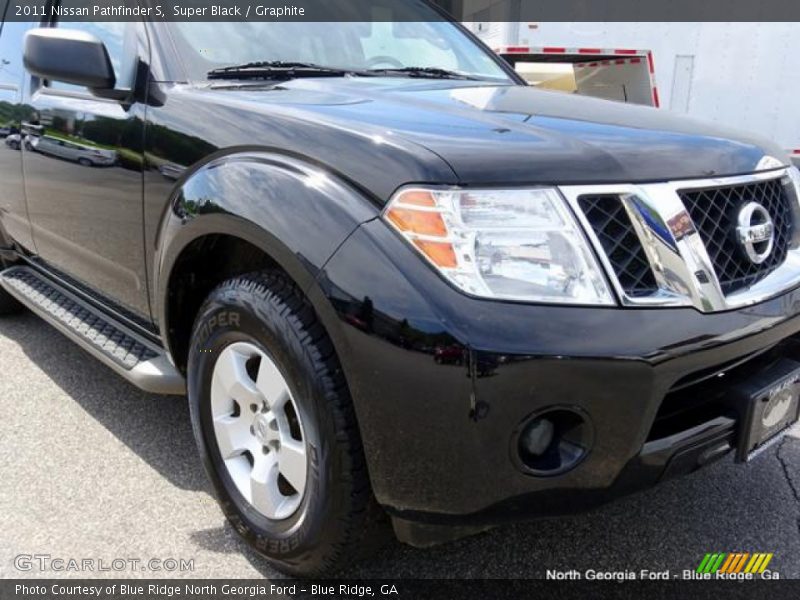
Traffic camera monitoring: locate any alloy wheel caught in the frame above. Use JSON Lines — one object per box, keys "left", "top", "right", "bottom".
{"left": 210, "top": 342, "right": 308, "bottom": 520}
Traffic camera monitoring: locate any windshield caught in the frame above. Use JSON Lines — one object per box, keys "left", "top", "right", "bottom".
{"left": 171, "top": 19, "right": 513, "bottom": 83}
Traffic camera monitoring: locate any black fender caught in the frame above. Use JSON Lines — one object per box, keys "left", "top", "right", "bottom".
{"left": 153, "top": 151, "right": 379, "bottom": 362}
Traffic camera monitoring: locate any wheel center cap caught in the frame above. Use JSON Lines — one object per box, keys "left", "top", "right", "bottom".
{"left": 253, "top": 413, "right": 276, "bottom": 445}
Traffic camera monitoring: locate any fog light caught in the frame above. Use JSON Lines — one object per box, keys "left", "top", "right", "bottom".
{"left": 513, "top": 408, "right": 593, "bottom": 476}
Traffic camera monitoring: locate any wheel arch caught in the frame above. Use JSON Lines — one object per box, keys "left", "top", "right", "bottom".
{"left": 154, "top": 151, "right": 377, "bottom": 374}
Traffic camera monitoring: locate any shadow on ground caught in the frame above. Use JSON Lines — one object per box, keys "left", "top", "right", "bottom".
{"left": 0, "top": 313, "right": 202, "bottom": 492}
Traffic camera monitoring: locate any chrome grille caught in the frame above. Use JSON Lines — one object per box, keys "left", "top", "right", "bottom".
{"left": 678, "top": 179, "right": 794, "bottom": 295}
{"left": 560, "top": 169, "right": 800, "bottom": 312}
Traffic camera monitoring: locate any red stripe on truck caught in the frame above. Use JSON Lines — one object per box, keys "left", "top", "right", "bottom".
{"left": 647, "top": 52, "right": 656, "bottom": 74}
{"left": 614, "top": 49, "right": 638, "bottom": 55}
{"left": 506, "top": 47, "right": 529, "bottom": 53}
{"left": 578, "top": 48, "right": 602, "bottom": 54}
{"left": 542, "top": 47, "right": 566, "bottom": 53}
{"left": 652, "top": 87, "right": 661, "bottom": 108}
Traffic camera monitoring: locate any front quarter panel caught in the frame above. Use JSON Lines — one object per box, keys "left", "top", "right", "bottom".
{"left": 152, "top": 151, "right": 378, "bottom": 344}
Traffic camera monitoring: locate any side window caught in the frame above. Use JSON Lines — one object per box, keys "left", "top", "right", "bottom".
{"left": 50, "top": 1, "right": 134, "bottom": 91}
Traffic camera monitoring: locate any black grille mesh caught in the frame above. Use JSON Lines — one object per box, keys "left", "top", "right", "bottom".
{"left": 678, "top": 179, "right": 794, "bottom": 295}
{"left": 578, "top": 195, "right": 658, "bottom": 297}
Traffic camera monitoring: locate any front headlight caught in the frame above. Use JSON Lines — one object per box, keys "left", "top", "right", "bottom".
{"left": 383, "top": 187, "right": 615, "bottom": 305}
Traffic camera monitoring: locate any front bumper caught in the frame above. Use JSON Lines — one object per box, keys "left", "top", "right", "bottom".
{"left": 315, "top": 218, "right": 800, "bottom": 529}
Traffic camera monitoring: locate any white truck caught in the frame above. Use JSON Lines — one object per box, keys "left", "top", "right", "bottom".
{"left": 469, "top": 22, "right": 800, "bottom": 164}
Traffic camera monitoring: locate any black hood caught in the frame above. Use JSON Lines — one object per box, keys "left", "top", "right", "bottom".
{"left": 186, "top": 78, "right": 790, "bottom": 199}
{"left": 379, "top": 82, "right": 790, "bottom": 184}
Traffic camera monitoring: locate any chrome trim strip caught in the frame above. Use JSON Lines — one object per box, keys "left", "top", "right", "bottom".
{"left": 561, "top": 168, "right": 800, "bottom": 312}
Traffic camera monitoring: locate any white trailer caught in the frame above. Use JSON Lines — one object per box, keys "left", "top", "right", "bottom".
{"left": 469, "top": 22, "right": 800, "bottom": 163}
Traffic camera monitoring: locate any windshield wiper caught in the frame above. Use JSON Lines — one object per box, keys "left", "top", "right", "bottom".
{"left": 207, "top": 61, "right": 356, "bottom": 80}
{"left": 208, "top": 62, "right": 482, "bottom": 82}
{"left": 364, "top": 67, "right": 479, "bottom": 80}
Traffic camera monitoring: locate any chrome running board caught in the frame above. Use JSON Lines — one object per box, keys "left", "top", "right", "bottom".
{"left": 0, "top": 265, "right": 185, "bottom": 395}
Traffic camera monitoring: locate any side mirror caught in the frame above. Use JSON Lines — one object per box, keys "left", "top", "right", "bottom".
{"left": 23, "top": 28, "right": 116, "bottom": 91}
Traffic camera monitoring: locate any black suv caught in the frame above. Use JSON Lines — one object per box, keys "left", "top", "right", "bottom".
{"left": 2, "top": 2, "right": 800, "bottom": 576}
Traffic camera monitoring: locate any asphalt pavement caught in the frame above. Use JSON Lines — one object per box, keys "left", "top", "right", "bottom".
{"left": 1, "top": 312, "right": 798, "bottom": 580}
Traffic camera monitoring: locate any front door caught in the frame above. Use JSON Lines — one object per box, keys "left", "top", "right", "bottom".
{"left": 21, "top": 11, "right": 151, "bottom": 317}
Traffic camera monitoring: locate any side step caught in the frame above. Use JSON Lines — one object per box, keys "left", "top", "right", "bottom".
{"left": 0, "top": 266, "right": 185, "bottom": 395}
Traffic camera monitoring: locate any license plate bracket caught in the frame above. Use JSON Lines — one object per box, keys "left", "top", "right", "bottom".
{"left": 733, "top": 358, "right": 800, "bottom": 463}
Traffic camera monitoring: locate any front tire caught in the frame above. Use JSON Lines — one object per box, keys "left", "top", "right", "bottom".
{"left": 188, "top": 271, "right": 386, "bottom": 576}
